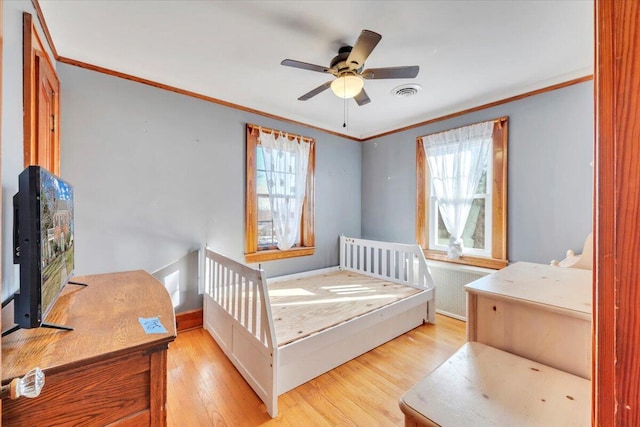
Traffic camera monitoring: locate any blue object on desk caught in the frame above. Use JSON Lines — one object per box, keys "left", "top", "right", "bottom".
{"left": 139, "top": 317, "right": 168, "bottom": 334}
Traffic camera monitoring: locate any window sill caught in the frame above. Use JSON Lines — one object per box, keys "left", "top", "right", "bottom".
{"left": 245, "top": 247, "right": 315, "bottom": 263}
{"left": 422, "top": 249, "right": 508, "bottom": 270}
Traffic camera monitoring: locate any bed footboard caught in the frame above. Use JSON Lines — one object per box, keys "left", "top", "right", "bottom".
{"left": 340, "top": 235, "right": 436, "bottom": 323}
{"left": 202, "top": 248, "right": 278, "bottom": 416}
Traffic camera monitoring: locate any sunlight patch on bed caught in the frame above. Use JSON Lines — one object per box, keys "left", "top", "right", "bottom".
{"left": 331, "top": 289, "right": 374, "bottom": 295}
{"left": 322, "top": 284, "right": 373, "bottom": 294}
{"left": 269, "top": 288, "right": 315, "bottom": 297}
{"left": 323, "top": 284, "right": 364, "bottom": 289}
{"left": 271, "top": 294, "right": 400, "bottom": 307}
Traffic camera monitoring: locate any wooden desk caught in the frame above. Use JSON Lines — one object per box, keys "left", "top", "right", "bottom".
{"left": 465, "top": 262, "right": 592, "bottom": 379}
{"left": 2, "top": 270, "right": 176, "bottom": 426}
{"left": 399, "top": 342, "right": 590, "bottom": 427}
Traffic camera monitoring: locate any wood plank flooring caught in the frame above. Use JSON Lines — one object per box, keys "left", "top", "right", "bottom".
{"left": 166, "top": 314, "right": 465, "bottom": 426}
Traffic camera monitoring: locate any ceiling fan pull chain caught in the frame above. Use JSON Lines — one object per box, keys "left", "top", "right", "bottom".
{"left": 343, "top": 96, "right": 347, "bottom": 128}
{"left": 342, "top": 77, "right": 347, "bottom": 128}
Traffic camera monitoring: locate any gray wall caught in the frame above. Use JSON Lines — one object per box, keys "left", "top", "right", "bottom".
{"left": 56, "top": 63, "right": 361, "bottom": 311}
{"left": 152, "top": 250, "right": 200, "bottom": 313}
{"left": 362, "top": 81, "right": 594, "bottom": 264}
{"left": 0, "top": 2, "right": 592, "bottom": 308}
{"left": 1, "top": 1, "right": 57, "bottom": 302}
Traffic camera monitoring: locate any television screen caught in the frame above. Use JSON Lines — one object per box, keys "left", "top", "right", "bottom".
{"left": 39, "top": 168, "right": 75, "bottom": 319}
{"left": 10, "top": 166, "right": 75, "bottom": 330}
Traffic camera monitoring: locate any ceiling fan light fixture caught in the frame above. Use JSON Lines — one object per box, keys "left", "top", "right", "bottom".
{"left": 330, "top": 74, "right": 364, "bottom": 99}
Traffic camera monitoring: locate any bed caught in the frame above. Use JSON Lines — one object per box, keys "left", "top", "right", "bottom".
{"left": 202, "top": 235, "right": 436, "bottom": 417}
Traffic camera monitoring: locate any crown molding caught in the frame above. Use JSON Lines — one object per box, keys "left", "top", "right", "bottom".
{"left": 36, "top": 0, "right": 592, "bottom": 143}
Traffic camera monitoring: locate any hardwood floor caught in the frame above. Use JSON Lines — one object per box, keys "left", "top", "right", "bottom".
{"left": 166, "top": 314, "right": 465, "bottom": 426}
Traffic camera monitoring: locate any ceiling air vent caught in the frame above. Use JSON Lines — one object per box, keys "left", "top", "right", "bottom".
{"left": 392, "top": 84, "right": 422, "bottom": 98}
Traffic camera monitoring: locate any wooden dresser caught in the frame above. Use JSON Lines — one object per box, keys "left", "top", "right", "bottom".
{"left": 2, "top": 270, "right": 176, "bottom": 426}
{"left": 465, "top": 261, "right": 592, "bottom": 379}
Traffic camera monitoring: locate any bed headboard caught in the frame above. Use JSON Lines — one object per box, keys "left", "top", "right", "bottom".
{"left": 339, "top": 236, "right": 435, "bottom": 290}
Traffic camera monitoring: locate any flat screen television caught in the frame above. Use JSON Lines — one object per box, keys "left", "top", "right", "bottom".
{"left": 5, "top": 166, "right": 77, "bottom": 335}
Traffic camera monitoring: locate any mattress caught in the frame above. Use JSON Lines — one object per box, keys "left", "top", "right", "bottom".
{"left": 268, "top": 270, "right": 422, "bottom": 346}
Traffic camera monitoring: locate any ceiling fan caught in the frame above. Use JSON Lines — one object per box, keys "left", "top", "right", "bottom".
{"left": 281, "top": 29, "right": 419, "bottom": 106}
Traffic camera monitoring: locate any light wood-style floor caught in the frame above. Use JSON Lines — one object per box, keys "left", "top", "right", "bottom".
{"left": 167, "top": 314, "right": 465, "bottom": 426}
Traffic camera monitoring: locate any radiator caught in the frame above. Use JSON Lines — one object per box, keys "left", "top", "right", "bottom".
{"left": 426, "top": 261, "right": 494, "bottom": 321}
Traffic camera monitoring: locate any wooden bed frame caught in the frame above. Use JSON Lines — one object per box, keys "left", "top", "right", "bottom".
{"left": 202, "top": 236, "right": 436, "bottom": 417}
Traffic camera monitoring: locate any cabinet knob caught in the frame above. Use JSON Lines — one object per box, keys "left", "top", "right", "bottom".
{"left": 1, "top": 367, "right": 45, "bottom": 400}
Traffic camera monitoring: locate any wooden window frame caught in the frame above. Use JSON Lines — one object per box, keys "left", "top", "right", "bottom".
{"left": 416, "top": 117, "right": 508, "bottom": 270}
{"left": 23, "top": 12, "right": 60, "bottom": 175}
{"left": 245, "top": 124, "right": 315, "bottom": 262}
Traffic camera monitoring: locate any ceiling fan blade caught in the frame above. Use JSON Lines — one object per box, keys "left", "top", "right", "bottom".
{"left": 281, "top": 59, "right": 335, "bottom": 74}
{"left": 354, "top": 89, "right": 371, "bottom": 106}
{"left": 346, "top": 30, "right": 382, "bottom": 69}
{"left": 361, "top": 66, "right": 420, "bottom": 79}
{"left": 298, "top": 81, "right": 333, "bottom": 101}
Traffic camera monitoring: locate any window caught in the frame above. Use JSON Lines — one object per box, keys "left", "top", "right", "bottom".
{"left": 416, "top": 117, "right": 508, "bottom": 269}
{"left": 430, "top": 168, "right": 490, "bottom": 257}
{"left": 245, "top": 124, "right": 315, "bottom": 262}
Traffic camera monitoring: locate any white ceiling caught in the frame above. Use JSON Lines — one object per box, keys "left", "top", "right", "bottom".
{"left": 38, "top": 0, "right": 594, "bottom": 140}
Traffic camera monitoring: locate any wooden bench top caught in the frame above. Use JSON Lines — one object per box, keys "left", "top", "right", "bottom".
{"left": 464, "top": 262, "right": 592, "bottom": 319}
{"left": 399, "top": 342, "right": 590, "bottom": 427}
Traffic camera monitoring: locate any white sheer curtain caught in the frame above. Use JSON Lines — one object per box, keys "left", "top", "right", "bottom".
{"left": 421, "top": 121, "right": 493, "bottom": 259}
{"left": 259, "top": 129, "right": 311, "bottom": 250}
